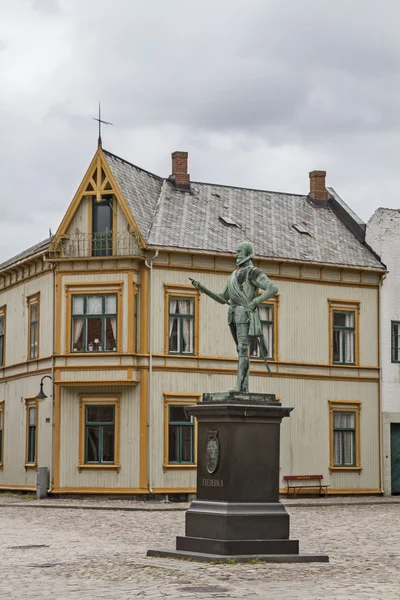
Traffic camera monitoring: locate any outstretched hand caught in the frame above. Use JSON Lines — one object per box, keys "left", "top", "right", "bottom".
{"left": 189, "top": 277, "right": 203, "bottom": 291}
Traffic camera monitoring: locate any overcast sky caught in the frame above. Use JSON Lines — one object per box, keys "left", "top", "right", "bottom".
{"left": 0, "top": 0, "right": 399, "bottom": 261}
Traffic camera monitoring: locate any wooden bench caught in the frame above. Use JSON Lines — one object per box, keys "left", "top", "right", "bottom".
{"left": 283, "top": 475, "right": 329, "bottom": 498}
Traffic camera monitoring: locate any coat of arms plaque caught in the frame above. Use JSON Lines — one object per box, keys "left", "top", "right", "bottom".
{"left": 205, "top": 429, "right": 220, "bottom": 474}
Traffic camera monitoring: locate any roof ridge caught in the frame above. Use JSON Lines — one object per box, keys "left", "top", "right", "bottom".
{"left": 102, "top": 148, "right": 163, "bottom": 182}
{"left": 191, "top": 180, "right": 307, "bottom": 197}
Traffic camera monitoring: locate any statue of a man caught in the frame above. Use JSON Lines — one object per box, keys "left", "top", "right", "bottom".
{"left": 190, "top": 241, "right": 278, "bottom": 392}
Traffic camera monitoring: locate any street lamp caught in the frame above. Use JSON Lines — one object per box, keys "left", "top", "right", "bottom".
{"left": 36, "top": 375, "right": 52, "bottom": 401}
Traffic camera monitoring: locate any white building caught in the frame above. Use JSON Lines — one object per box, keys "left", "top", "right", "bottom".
{"left": 366, "top": 209, "right": 400, "bottom": 495}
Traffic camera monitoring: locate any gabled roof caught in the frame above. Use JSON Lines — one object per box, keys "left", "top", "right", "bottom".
{"left": 102, "top": 150, "right": 384, "bottom": 271}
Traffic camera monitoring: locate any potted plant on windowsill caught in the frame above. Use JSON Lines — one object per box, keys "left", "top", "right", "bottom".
{"left": 88, "top": 343, "right": 94, "bottom": 352}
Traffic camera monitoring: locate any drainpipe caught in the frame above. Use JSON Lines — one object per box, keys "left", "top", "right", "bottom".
{"left": 144, "top": 250, "right": 159, "bottom": 494}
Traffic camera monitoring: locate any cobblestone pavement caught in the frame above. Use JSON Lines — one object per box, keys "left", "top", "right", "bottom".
{"left": 1, "top": 504, "right": 399, "bottom": 599}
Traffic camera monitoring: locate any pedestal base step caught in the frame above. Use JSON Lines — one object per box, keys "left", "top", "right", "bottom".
{"left": 147, "top": 549, "right": 329, "bottom": 564}
{"left": 177, "top": 535, "right": 298, "bottom": 555}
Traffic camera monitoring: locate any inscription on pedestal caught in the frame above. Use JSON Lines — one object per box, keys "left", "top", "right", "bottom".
{"left": 202, "top": 478, "right": 224, "bottom": 487}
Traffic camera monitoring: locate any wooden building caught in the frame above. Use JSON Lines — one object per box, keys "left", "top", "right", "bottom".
{"left": 0, "top": 145, "right": 386, "bottom": 496}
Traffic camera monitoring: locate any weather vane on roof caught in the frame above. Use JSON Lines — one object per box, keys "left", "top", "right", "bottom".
{"left": 93, "top": 102, "right": 113, "bottom": 147}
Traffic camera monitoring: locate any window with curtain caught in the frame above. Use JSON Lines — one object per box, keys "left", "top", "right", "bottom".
{"left": 71, "top": 294, "right": 117, "bottom": 352}
{"left": 29, "top": 301, "right": 39, "bottom": 360}
{"left": 168, "top": 404, "right": 195, "bottom": 464}
{"left": 26, "top": 404, "right": 37, "bottom": 464}
{"left": 249, "top": 303, "right": 274, "bottom": 359}
{"left": 333, "top": 411, "right": 356, "bottom": 466}
{"left": 332, "top": 310, "right": 355, "bottom": 364}
{"left": 0, "top": 313, "right": 4, "bottom": 366}
{"left": 168, "top": 297, "right": 194, "bottom": 354}
{"left": 391, "top": 321, "right": 400, "bottom": 363}
{"left": 84, "top": 404, "right": 115, "bottom": 464}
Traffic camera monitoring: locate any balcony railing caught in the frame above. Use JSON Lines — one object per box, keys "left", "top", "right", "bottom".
{"left": 47, "top": 230, "right": 143, "bottom": 259}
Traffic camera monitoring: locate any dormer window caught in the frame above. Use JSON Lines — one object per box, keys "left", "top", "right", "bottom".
{"left": 92, "top": 196, "right": 113, "bottom": 256}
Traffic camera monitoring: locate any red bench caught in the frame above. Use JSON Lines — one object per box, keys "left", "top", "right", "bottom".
{"left": 283, "top": 475, "right": 329, "bottom": 498}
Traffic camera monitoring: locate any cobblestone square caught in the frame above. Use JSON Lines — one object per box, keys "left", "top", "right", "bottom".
{"left": 0, "top": 501, "right": 399, "bottom": 599}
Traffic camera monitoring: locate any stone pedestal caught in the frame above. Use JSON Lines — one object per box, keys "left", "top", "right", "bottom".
{"left": 147, "top": 392, "right": 328, "bottom": 563}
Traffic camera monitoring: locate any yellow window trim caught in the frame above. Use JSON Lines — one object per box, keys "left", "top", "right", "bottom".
{"left": 328, "top": 400, "right": 361, "bottom": 471}
{"left": 78, "top": 395, "right": 121, "bottom": 471}
{"left": 24, "top": 397, "right": 39, "bottom": 468}
{"left": 0, "top": 305, "right": 6, "bottom": 367}
{"left": 0, "top": 400, "right": 4, "bottom": 468}
{"left": 65, "top": 283, "right": 123, "bottom": 354}
{"left": 27, "top": 293, "right": 40, "bottom": 361}
{"left": 164, "top": 284, "right": 200, "bottom": 356}
{"left": 328, "top": 299, "right": 360, "bottom": 366}
{"left": 163, "top": 393, "right": 200, "bottom": 469}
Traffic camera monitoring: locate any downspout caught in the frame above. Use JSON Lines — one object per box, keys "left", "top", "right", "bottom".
{"left": 47, "top": 262, "right": 56, "bottom": 494}
{"left": 144, "top": 250, "right": 159, "bottom": 494}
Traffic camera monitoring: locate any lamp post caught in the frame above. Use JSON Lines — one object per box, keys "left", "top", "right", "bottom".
{"left": 35, "top": 375, "right": 52, "bottom": 402}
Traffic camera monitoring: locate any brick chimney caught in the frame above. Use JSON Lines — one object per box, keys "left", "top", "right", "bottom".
{"left": 170, "top": 151, "right": 190, "bottom": 191}
{"left": 309, "top": 170, "right": 328, "bottom": 205}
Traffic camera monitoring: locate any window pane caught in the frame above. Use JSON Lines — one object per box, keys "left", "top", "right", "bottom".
{"left": 343, "top": 431, "right": 355, "bottom": 465}
{"left": 28, "top": 426, "right": 36, "bottom": 463}
{"left": 333, "top": 330, "right": 342, "bottom": 362}
{"left": 170, "top": 298, "right": 194, "bottom": 315}
{"left": 87, "top": 318, "right": 102, "bottom": 350}
{"left": 0, "top": 411, "right": 3, "bottom": 430}
{"left": 105, "top": 317, "right": 117, "bottom": 350}
{"left": 168, "top": 317, "right": 179, "bottom": 352}
{"left": 344, "top": 330, "right": 355, "bottom": 363}
{"left": 87, "top": 296, "right": 103, "bottom": 315}
{"left": 334, "top": 411, "right": 355, "bottom": 429}
{"left": 181, "top": 317, "right": 194, "bottom": 353}
{"left": 72, "top": 296, "right": 84, "bottom": 315}
{"left": 0, "top": 317, "right": 4, "bottom": 336}
{"left": 105, "top": 295, "right": 117, "bottom": 314}
{"left": 333, "top": 430, "right": 342, "bottom": 465}
{"left": 259, "top": 305, "right": 273, "bottom": 321}
{"left": 93, "top": 201, "right": 112, "bottom": 234}
{"left": 29, "top": 407, "right": 37, "bottom": 426}
{"left": 168, "top": 425, "right": 179, "bottom": 462}
{"left": 101, "top": 425, "right": 115, "bottom": 462}
{"left": 181, "top": 426, "right": 193, "bottom": 462}
{"left": 30, "top": 322, "right": 38, "bottom": 359}
{"left": 30, "top": 304, "right": 38, "bottom": 322}
{"left": 169, "top": 299, "right": 179, "bottom": 314}
{"left": 249, "top": 338, "right": 258, "bottom": 357}
{"left": 72, "top": 318, "right": 84, "bottom": 351}
{"left": 86, "top": 405, "right": 114, "bottom": 423}
{"left": 169, "top": 405, "right": 190, "bottom": 422}
{"left": 0, "top": 430, "right": 2, "bottom": 463}
{"left": 86, "top": 426, "right": 99, "bottom": 462}
{"left": 0, "top": 336, "right": 4, "bottom": 366}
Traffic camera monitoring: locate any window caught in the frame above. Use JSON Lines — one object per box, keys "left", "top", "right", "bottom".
{"left": 164, "top": 394, "right": 200, "bottom": 468}
{"left": 0, "top": 306, "right": 5, "bottom": 367}
{"left": 249, "top": 301, "right": 277, "bottom": 360}
{"left": 25, "top": 399, "right": 38, "bottom": 467}
{"left": 168, "top": 297, "right": 194, "bottom": 354}
{"left": 391, "top": 321, "right": 400, "bottom": 363}
{"left": 27, "top": 294, "right": 40, "bottom": 360}
{"left": 329, "top": 300, "right": 359, "bottom": 366}
{"left": 71, "top": 294, "right": 117, "bottom": 352}
{"left": 329, "top": 401, "right": 361, "bottom": 470}
{"left": 164, "top": 285, "right": 200, "bottom": 356}
{"left": 0, "top": 401, "right": 3, "bottom": 466}
{"left": 79, "top": 397, "right": 120, "bottom": 470}
{"left": 92, "top": 197, "right": 113, "bottom": 256}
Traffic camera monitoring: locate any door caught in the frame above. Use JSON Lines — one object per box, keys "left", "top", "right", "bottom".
{"left": 390, "top": 423, "right": 400, "bottom": 494}
{"left": 92, "top": 198, "right": 113, "bottom": 256}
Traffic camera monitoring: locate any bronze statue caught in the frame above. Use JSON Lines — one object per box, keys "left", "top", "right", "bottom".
{"left": 190, "top": 241, "right": 278, "bottom": 392}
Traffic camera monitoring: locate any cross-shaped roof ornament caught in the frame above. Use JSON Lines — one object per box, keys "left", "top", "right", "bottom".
{"left": 93, "top": 102, "right": 113, "bottom": 147}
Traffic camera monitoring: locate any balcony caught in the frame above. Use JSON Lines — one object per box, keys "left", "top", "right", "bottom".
{"left": 47, "top": 230, "right": 143, "bottom": 259}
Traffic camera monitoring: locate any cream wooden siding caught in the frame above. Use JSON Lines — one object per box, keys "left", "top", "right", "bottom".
{"left": 0, "top": 272, "right": 53, "bottom": 366}
{"left": 149, "top": 372, "right": 379, "bottom": 491}
{"left": 0, "top": 374, "right": 53, "bottom": 487}
{"left": 66, "top": 196, "right": 89, "bottom": 236}
{"left": 59, "top": 272, "right": 129, "bottom": 354}
{"left": 151, "top": 268, "right": 379, "bottom": 366}
{"left": 59, "top": 385, "right": 140, "bottom": 489}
